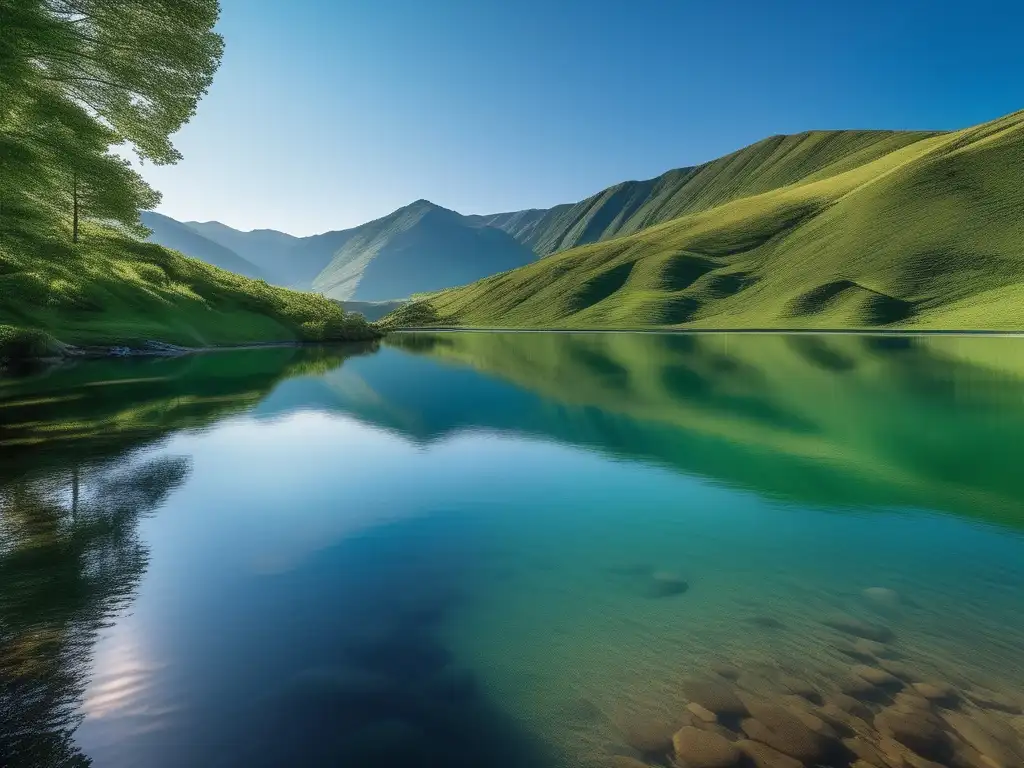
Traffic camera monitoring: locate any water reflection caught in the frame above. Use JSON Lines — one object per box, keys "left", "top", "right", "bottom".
{"left": 0, "top": 455, "right": 188, "bottom": 766}
{"left": 384, "top": 332, "right": 1024, "bottom": 527}
{"left": 1, "top": 332, "right": 1023, "bottom": 768}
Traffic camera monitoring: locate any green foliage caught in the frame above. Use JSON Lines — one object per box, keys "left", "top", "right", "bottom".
{"left": 0, "top": 225, "right": 382, "bottom": 352}
{"left": 386, "top": 110, "right": 1024, "bottom": 331}
{"left": 0, "top": 325, "right": 61, "bottom": 361}
{"left": 1, "top": 0, "right": 222, "bottom": 246}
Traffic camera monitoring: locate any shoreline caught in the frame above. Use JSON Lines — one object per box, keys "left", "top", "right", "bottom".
{"left": 389, "top": 326, "right": 1024, "bottom": 337}
{"left": 0, "top": 336, "right": 383, "bottom": 375}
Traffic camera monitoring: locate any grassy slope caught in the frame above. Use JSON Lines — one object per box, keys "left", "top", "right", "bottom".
{"left": 141, "top": 212, "right": 266, "bottom": 280}
{"left": 388, "top": 110, "right": 1024, "bottom": 330}
{"left": 471, "top": 129, "right": 938, "bottom": 255}
{"left": 0, "top": 225, "right": 379, "bottom": 354}
{"left": 310, "top": 200, "right": 536, "bottom": 301}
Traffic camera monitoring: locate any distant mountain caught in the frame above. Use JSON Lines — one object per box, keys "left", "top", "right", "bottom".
{"left": 306, "top": 200, "right": 536, "bottom": 301}
{"left": 146, "top": 202, "right": 536, "bottom": 302}
{"left": 184, "top": 221, "right": 300, "bottom": 285}
{"left": 384, "top": 110, "right": 1024, "bottom": 330}
{"left": 140, "top": 212, "right": 267, "bottom": 280}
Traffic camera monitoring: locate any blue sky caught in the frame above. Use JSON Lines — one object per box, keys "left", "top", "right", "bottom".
{"left": 143, "top": 0, "right": 1023, "bottom": 236}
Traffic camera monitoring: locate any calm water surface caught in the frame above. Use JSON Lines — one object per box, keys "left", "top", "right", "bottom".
{"left": 2, "top": 332, "right": 1023, "bottom": 768}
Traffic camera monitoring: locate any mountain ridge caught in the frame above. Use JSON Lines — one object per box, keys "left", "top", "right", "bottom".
{"left": 382, "top": 110, "right": 1024, "bottom": 330}
{"left": 141, "top": 212, "right": 267, "bottom": 281}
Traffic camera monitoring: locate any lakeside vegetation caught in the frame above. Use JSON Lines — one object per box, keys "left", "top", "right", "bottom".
{"left": 384, "top": 110, "right": 1024, "bottom": 331}
{"left": 1, "top": 1, "right": 377, "bottom": 362}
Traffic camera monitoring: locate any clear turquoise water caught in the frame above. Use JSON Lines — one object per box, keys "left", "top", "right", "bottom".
{"left": 1, "top": 332, "right": 1023, "bottom": 768}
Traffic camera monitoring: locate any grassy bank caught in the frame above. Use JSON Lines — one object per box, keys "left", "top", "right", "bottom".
{"left": 383, "top": 110, "right": 1024, "bottom": 331}
{"left": 0, "top": 226, "right": 382, "bottom": 362}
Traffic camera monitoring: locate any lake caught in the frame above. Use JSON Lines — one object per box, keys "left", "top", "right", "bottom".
{"left": 2, "top": 332, "right": 1023, "bottom": 768}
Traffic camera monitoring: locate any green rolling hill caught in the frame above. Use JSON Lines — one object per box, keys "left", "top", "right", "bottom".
{"left": 141, "top": 212, "right": 267, "bottom": 281}
{"left": 386, "top": 109, "right": 1024, "bottom": 330}
{"left": 467, "top": 129, "right": 938, "bottom": 256}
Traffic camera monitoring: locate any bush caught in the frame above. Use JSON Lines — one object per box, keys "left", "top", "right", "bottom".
{"left": 0, "top": 325, "right": 63, "bottom": 361}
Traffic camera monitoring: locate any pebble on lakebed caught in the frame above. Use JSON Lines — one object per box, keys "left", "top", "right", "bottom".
{"left": 602, "top": 650, "right": 1024, "bottom": 768}
{"left": 644, "top": 570, "right": 690, "bottom": 598}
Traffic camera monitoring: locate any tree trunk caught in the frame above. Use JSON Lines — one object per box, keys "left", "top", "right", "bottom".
{"left": 72, "top": 170, "right": 79, "bottom": 243}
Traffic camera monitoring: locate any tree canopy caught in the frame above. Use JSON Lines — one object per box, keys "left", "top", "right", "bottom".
{"left": 0, "top": 0, "right": 224, "bottom": 242}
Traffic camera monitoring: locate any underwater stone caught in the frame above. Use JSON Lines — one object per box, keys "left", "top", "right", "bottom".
{"left": 892, "top": 690, "right": 934, "bottom": 713}
{"left": 683, "top": 679, "right": 748, "bottom": 717}
{"left": 687, "top": 702, "right": 719, "bottom": 723}
{"left": 840, "top": 674, "right": 885, "bottom": 701}
{"left": 825, "top": 693, "right": 873, "bottom": 721}
{"left": 863, "top": 587, "right": 902, "bottom": 608}
{"left": 735, "top": 739, "right": 803, "bottom": 768}
{"left": 644, "top": 571, "right": 689, "bottom": 598}
{"left": 965, "top": 687, "right": 1023, "bottom": 714}
{"left": 941, "top": 710, "right": 1024, "bottom": 768}
{"left": 672, "top": 726, "right": 742, "bottom": 768}
{"left": 617, "top": 716, "right": 679, "bottom": 756}
{"left": 875, "top": 708, "right": 951, "bottom": 762}
{"left": 853, "top": 664, "right": 904, "bottom": 688}
{"left": 877, "top": 659, "right": 919, "bottom": 681}
{"left": 912, "top": 682, "right": 958, "bottom": 705}
{"left": 854, "top": 637, "right": 899, "bottom": 659}
{"left": 842, "top": 736, "right": 889, "bottom": 766}
{"left": 710, "top": 663, "right": 741, "bottom": 681}
{"left": 741, "top": 703, "right": 836, "bottom": 763}
{"left": 605, "top": 757, "right": 651, "bottom": 768}
{"left": 824, "top": 612, "right": 894, "bottom": 642}
{"left": 778, "top": 675, "right": 820, "bottom": 702}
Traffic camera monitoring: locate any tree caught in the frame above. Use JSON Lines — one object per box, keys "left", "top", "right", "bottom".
{"left": 0, "top": 0, "right": 223, "bottom": 243}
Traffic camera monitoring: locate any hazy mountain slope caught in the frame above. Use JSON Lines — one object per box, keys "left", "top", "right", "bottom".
{"left": 310, "top": 200, "right": 536, "bottom": 301}
{"left": 185, "top": 221, "right": 300, "bottom": 284}
{"left": 473, "top": 130, "right": 939, "bottom": 256}
{"left": 383, "top": 110, "right": 1024, "bottom": 331}
{"left": 141, "top": 212, "right": 267, "bottom": 280}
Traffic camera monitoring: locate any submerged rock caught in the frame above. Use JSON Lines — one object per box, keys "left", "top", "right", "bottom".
{"left": 604, "top": 757, "right": 651, "bottom": 768}
{"left": 875, "top": 707, "right": 951, "bottom": 762}
{"left": 877, "top": 659, "right": 919, "bottom": 682}
{"left": 672, "top": 726, "right": 742, "bottom": 768}
{"left": 826, "top": 693, "right": 874, "bottom": 721}
{"left": 840, "top": 674, "right": 885, "bottom": 701}
{"left": 853, "top": 664, "right": 904, "bottom": 689}
{"left": 683, "top": 679, "right": 748, "bottom": 718}
{"left": 687, "top": 702, "right": 719, "bottom": 723}
{"left": 616, "top": 716, "right": 679, "bottom": 756}
{"left": 710, "top": 663, "right": 741, "bottom": 681}
{"left": 912, "top": 682, "right": 959, "bottom": 706}
{"left": 941, "top": 710, "right": 1024, "bottom": 768}
{"left": 644, "top": 571, "right": 690, "bottom": 598}
{"left": 855, "top": 637, "right": 900, "bottom": 660}
{"left": 778, "top": 675, "right": 820, "bottom": 702}
{"left": 965, "top": 687, "right": 1023, "bottom": 714}
{"left": 824, "top": 612, "right": 894, "bottom": 642}
{"left": 843, "top": 735, "right": 889, "bottom": 766}
{"left": 863, "top": 587, "right": 902, "bottom": 609}
{"left": 735, "top": 739, "right": 803, "bottom": 768}
{"left": 741, "top": 703, "right": 837, "bottom": 763}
